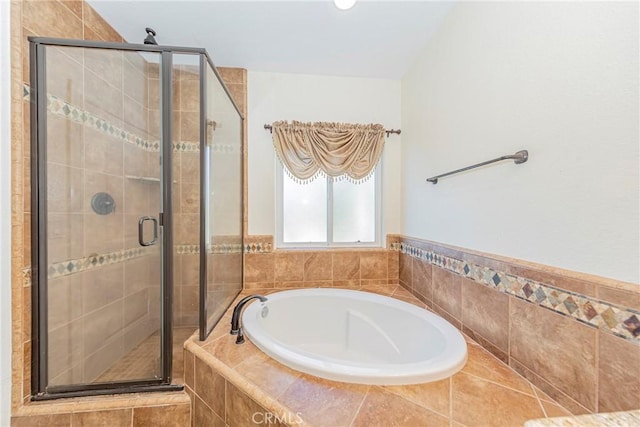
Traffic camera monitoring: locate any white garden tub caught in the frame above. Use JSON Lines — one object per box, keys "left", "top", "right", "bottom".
{"left": 242, "top": 288, "right": 467, "bottom": 385}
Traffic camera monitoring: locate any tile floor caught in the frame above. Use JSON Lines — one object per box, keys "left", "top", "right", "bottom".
{"left": 97, "top": 327, "right": 196, "bottom": 384}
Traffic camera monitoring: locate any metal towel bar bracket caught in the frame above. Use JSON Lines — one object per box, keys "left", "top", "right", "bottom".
{"left": 426, "top": 150, "right": 528, "bottom": 184}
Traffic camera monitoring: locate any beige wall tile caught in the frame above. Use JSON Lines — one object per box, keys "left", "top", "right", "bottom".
{"left": 461, "top": 278, "right": 509, "bottom": 353}
{"left": 180, "top": 254, "right": 199, "bottom": 286}
{"left": 84, "top": 68, "right": 123, "bottom": 127}
{"left": 180, "top": 153, "right": 199, "bottom": 184}
{"left": 179, "top": 80, "right": 200, "bottom": 112}
{"left": 48, "top": 275, "right": 83, "bottom": 330}
{"left": 132, "top": 403, "right": 190, "bottom": 427}
{"left": 85, "top": 127, "right": 124, "bottom": 177}
{"left": 596, "top": 285, "right": 640, "bottom": 312}
{"left": 387, "top": 251, "right": 399, "bottom": 280}
{"left": 22, "top": 0, "right": 83, "bottom": 39}
{"left": 194, "top": 356, "right": 225, "bottom": 416}
{"left": 71, "top": 409, "right": 132, "bottom": 427}
{"left": 82, "top": 4, "right": 122, "bottom": 42}
{"left": 597, "top": 331, "right": 640, "bottom": 412}
{"left": 245, "top": 253, "right": 275, "bottom": 283}
{"left": 510, "top": 297, "right": 597, "bottom": 411}
{"left": 411, "top": 257, "right": 432, "bottom": 301}
{"left": 82, "top": 300, "right": 124, "bottom": 355}
{"left": 303, "top": 252, "right": 332, "bottom": 281}
{"left": 124, "top": 289, "right": 149, "bottom": 324}
{"left": 48, "top": 319, "right": 83, "bottom": 382}
{"left": 274, "top": 252, "right": 304, "bottom": 283}
{"left": 47, "top": 213, "right": 84, "bottom": 263}
{"left": 46, "top": 113, "right": 84, "bottom": 168}
{"left": 509, "top": 357, "right": 590, "bottom": 415}
{"left": 183, "top": 349, "right": 194, "bottom": 389}
{"left": 226, "top": 381, "right": 282, "bottom": 426}
{"left": 47, "top": 163, "right": 83, "bottom": 213}
{"left": 399, "top": 252, "right": 412, "bottom": 287}
{"left": 194, "top": 395, "right": 225, "bottom": 427}
{"left": 84, "top": 48, "right": 123, "bottom": 91}
{"left": 217, "top": 67, "right": 245, "bottom": 85}
{"left": 332, "top": 252, "right": 360, "bottom": 281}
{"left": 432, "top": 267, "right": 462, "bottom": 319}
{"left": 360, "top": 252, "right": 387, "bottom": 280}
{"left": 12, "top": 413, "right": 71, "bottom": 427}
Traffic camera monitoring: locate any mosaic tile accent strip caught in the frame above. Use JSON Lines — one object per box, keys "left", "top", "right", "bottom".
{"left": 399, "top": 241, "right": 640, "bottom": 344}
{"left": 389, "top": 242, "right": 401, "bottom": 251}
{"left": 244, "top": 242, "right": 273, "bottom": 254}
{"left": 243, "top": 235, "right": 274, "bottom": 253}
{"left": 24, "top": 84, "right": 240, "bottom": 154}
{"left": 47, "top": 247, "right": 155, "bottom": 280}
{"left": 175, "top": 244, "right": 242, "bottom": 255}
{"left": 47, "top": 93, "right": 160, "bottom": 152}
{"left": 22, "top": 268, "right": 31, "bottom": 287}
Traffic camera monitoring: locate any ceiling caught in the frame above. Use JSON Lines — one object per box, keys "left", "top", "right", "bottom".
{"left": 87, "top": 0, "right": 454, "bottom": 79}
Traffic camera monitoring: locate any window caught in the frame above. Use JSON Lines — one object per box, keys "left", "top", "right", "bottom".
{"left": 276, "top": 164, "right": 382, "bottom": 248}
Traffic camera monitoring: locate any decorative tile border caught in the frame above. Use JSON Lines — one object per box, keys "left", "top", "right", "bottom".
{"left": 47, "top": 247, "right": 154, "bottom": 280}
{"left": 175, "top": 244, "right": 242, "bottom": 255}
{"left": 244, "top": 235, "right": 274, "bottom": 253}
{"left": 399, "top": 241, "right": 640, "bottom": 344}
{"left": 24, "top": 84, "right": 240, "bottom": 154}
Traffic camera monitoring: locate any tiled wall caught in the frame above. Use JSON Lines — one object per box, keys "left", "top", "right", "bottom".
{"left": 245, "top": 248, "right": 399, "bottom": 289}
{"left": 10, "top": 0, "right": 131, "bottom": 409}
{"left": 395, "top": 235, "right": 640, "bottom": 415}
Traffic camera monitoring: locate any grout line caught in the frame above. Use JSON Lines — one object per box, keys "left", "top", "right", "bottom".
{"left": 346, "top": 385, "right": 369, "bottom": 427}
{"left": 449, "top": 376, "right": 453, "bottom": 426}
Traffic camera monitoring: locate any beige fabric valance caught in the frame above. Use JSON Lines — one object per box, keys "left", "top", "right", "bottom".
{"left": 271, "top": 121, "right": 386, "bottom": 183}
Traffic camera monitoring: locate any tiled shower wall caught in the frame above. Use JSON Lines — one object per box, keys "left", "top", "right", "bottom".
{"left": 11, "top": 0, "right": 134, "bottom": 409}
{"left": 394, "top": 235, "right": 640, "bottom": 415}
{"left": 10, "top": 0, "right": 247, "bottom": 419}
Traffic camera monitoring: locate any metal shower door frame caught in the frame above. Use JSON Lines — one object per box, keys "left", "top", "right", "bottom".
{"left": 27, "top": 37, "right": 219, "bottom": 400}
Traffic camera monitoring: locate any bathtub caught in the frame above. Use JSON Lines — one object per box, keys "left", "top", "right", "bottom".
{"left": 242, "top": 288, "right": 467, "bottom": 385}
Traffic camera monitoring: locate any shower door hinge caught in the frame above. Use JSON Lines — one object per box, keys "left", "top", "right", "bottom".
{"left": 159, "top": 212, "right": 164, "bottom": 226}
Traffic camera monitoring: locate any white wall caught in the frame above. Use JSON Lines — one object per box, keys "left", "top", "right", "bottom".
{"left": 248, "top": 71, "right": 402, "bottom": 242}
{"left": 0, "top": 1, "right": 13, "bottom": 424}
{"left": 402, "top": 1, "right": 639, "bottom": 283}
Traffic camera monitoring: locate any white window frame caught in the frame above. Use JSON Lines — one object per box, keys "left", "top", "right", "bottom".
{"left": 275, "top": 161, "right": 383, "bottom": 249}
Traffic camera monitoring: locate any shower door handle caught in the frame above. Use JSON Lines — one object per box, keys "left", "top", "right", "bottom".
{"left": 138, "top": 216, "right": 158, "bottom": 247}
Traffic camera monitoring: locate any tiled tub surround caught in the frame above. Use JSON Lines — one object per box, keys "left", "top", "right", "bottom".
{"left": 394, "top": 235, "right": 640, "bottom": 415}
{"left": 184, "top": 288, "right": 573, "bottom": 427}
{"left": 244, "top": 248, "right": 399, "bottom": 289}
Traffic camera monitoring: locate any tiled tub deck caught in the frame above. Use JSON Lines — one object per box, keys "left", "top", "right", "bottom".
{"left": 184, "top": 286, "right": 573, "bottom": 427}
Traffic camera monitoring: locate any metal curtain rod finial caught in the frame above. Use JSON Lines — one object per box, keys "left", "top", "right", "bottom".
{"left": 426, "top": 150, "right": 529, "bottom": 184}
{"left": 263, "top": 124, "right": 401, "bottom": 137}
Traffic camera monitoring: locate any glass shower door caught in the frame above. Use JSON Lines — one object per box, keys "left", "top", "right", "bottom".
{"left": 35, "top": 42, "right": 168, "bottom": 391}
{"left": 200, "top": 60, "right": 243, "bottom": 337}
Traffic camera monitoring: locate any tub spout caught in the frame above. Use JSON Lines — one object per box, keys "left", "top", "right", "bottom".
{"left": 230, "top": 294, "right": 268, "bottom": 344}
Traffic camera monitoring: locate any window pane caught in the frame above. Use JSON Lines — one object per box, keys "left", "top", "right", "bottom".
{"left": 283, "top": 174, "right": 327, "bottom": 243}
{"left": 333, "top": 177, "right": 376, "bottom": 243}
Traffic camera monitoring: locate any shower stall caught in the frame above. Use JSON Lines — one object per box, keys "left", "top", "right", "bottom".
{"left": 29, "top": 37, "right": 243, "bottom": 399}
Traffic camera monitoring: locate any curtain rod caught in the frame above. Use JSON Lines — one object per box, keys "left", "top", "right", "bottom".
{"left": 263, "top": 124, "right": 401, "bottom": 137}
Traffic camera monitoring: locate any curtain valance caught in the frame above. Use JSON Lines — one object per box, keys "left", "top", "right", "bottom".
{"left": 271, "top": 120, "right": 386, "bottom": 183}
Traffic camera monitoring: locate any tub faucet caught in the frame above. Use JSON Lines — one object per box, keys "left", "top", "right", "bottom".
{"left": 230, "top": 294, "right": 268, "bottom": 344}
